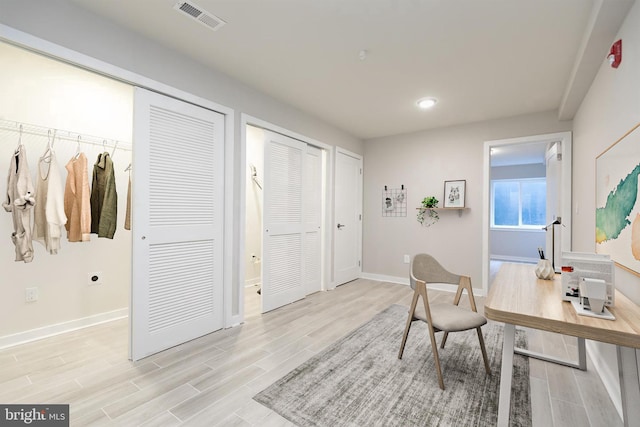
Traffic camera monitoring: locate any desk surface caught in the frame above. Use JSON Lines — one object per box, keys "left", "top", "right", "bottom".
{"left": 485, "top": 262, "right": 640, "bottom": 349}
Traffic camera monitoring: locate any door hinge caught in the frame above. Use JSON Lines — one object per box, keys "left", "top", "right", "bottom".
{"left": 360, "top": 168, "right": 362, "bottom": 175}
{"left": 358, "top": 260, "right": 361, "bottom": 267}
{"left": 557, "top": 153, "right": 562, "bottom": 161}
{"left": 359, "top": 214, "right": 362, "bottom": 221}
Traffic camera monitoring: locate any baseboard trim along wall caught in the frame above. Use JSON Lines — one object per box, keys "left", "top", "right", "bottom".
{"left": 360, "top": 272, "right": 486, "bottom": 297}
{"left": 0, "top": 308, "right": 129, "bottom": 350}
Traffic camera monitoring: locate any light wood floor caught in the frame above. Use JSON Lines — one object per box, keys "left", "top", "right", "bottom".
{"left": 0, "top": 279, "right": 622, "bottom": 426}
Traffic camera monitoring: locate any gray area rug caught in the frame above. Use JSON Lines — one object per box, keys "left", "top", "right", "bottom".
{"left": 254, "top": 304, "right": 530, "bottom": 427}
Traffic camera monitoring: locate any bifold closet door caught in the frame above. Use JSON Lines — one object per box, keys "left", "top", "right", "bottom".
{"left": 131, "top": 88, "right": 224, "bottom": 361}
{"left": 262, "top": 131, "right": 307, "bottom": 313}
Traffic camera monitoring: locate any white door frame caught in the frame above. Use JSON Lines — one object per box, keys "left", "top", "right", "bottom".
{"left": 482, "top": 131, "right": 572, "bottom": 294}
{"left": 0, "top": 24, "right": 238, "bottom": 333}
{"left": 239, "top": 114, "right": 334, "bottom": 322}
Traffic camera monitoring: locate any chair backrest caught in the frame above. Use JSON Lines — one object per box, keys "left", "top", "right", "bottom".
{"left": 410, "top": 253, "right": 460, "bottom": 289}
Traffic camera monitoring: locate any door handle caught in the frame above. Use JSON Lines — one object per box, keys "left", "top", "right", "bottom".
{"left": 337, "top": 223, "right": 346, "bottom": 229}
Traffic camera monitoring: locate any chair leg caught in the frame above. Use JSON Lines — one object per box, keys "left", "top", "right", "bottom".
{"left": 428, "top": 325, "right": 445, "bottom": 390}
{"left": 440, "top": 332, "right": 449, "bottom": 349}
{"left": 416, "top": 282, "right": 445, "bottom": 390}
{"left": 398, "top": 290, "right": 420, "bottom": 359}
{"left": 476, "top": 327, "right": 491, "bottom": 374}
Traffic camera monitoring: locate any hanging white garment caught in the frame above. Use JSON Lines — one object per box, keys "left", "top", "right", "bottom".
{"left": 33, "top": 150, "right": 67, "bottom": 254}
{"left": 3, "top": 146, "right": 36, "bottom": 262}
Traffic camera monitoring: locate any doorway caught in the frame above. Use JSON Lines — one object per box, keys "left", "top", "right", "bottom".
{"left": 243, "top": 122, "right": 328, "bottom": 314}
{"left": 482, "top": 132, "right": 572, "bottom": 292}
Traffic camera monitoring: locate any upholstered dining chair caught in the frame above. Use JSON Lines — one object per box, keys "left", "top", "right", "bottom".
{"left": 398, "top": 253, "right": 491, "bottom": 390}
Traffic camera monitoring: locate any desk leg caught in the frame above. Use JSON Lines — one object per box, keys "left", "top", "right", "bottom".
{"left": 515, "top": 336, "right": 587, "bottom": 370}
{"left": 617, "top": 346, "right": 640, "bottom": 427}
{"left": 498, "top": 323, "right": 515, "bottom": 427}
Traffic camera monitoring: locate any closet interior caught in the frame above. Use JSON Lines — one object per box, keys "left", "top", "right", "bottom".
{"left": 0, "top": 41, "right": 133, "bottom": 346}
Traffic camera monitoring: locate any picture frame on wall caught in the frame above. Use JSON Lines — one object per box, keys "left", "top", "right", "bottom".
{"left": 595, "top": 122, "right": 640, "bottom": 276}
{"left": 443, "top": 180, "right": 466, "bottom": 208}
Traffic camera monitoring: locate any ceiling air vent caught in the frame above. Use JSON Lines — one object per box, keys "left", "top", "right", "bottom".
{"left": 173, "top": 1, "right": 226, "bottom": 32}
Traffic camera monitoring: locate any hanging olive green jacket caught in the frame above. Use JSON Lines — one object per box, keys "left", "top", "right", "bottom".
{"left": 90, "top": 152, "right": 117, "bottom": 239}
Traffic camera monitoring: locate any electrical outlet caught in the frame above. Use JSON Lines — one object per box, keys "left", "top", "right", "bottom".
{"left": 403, "top": 254, "right": 410, "bottom": 264}
{"left": 25, "top": 287, "right": 38, "bottom": 302}
{"left": 88, "top": 272, "right": 103, "bottom": 286}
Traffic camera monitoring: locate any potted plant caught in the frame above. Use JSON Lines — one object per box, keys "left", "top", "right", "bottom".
{"left": 417, "top": 196, "right": 439, "bottom": 226}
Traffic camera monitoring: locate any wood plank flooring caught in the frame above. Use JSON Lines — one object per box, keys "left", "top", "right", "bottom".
{"left": 0, "top": 279, "right": 622, "bottom": 426}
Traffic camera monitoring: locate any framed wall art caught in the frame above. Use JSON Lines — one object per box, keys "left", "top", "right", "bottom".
{"left": 595, "top": 122, "right": 640, "bottom": 276}
{"left": 443, "top": 180, "right": 466, "bottom": 208}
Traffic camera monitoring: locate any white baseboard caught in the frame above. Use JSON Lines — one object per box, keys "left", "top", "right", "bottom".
{"left": 360, "top": 272, "right": 485, "bottom": 297}
{"left": 360, "top": 272, "right": 409, "bottom": 286}
{"left": 0, "top": 308, "right": 128, "bottom": 350}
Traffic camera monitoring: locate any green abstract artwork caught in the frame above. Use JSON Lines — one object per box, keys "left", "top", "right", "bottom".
{"left": 596, "top": 163, "right": 640, "bottom": 243}
{"left": 596, "top": 124, "right": 640, "bottom": 275}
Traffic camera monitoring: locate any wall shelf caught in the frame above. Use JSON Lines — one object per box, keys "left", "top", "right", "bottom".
{"left": 416, "top": 207, "right": 469, "bottom": 217}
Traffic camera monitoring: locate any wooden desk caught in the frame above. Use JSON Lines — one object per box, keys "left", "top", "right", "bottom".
{"left": 485, "top": 263, "right": 640, "bottom": 427}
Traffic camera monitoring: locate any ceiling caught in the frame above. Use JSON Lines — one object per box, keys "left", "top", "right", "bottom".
{"left": 68, "top": 0, "right": 632, "bottom": 140}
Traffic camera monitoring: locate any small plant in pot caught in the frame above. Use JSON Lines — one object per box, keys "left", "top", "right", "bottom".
{"left": 417, "top": 196, "right": 439, "bottom": 226}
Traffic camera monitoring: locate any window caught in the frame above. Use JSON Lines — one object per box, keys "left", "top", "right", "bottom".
{"left": 492, "top": 178, "right": 546, "bottom": 228}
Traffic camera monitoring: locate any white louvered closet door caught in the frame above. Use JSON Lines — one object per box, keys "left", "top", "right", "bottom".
{"left": 131, "top": 88, "right": 224, "bottom": 361}
{"left": 262, "top": 131, "right": 307, "bottom": 313}
{"left": 304, "top": 146, "right": 322, "bottom": 295}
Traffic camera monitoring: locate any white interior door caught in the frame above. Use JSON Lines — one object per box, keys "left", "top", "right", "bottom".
{"left": 131, "top": 88, "right": 224, "bottom": 361}
{"left": 546, "top": 142, "right": 562, "bottom": 272}
{"left": 262, "top": 131, "right": 306, "bottom": 312}
{"left": 334, "top": 148, "right": 362, "bottom": 286}
{"left": 304, "top": 146, "right": 323, "bottom": 295}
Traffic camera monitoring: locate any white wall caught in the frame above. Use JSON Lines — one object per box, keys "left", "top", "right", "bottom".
{"left": 245, "top": 126, "right": 264, "bottom": 286}
{"left": 491, "top": 163, "right": 546, "bottom": 180}
{"left": 490, "top": 230, "right": 545, "bottom": 262}
{"left": 490, "top": 163, "right": 546, "bottom": 261}
{"left": 572, "top": 0, "right": 640, "bottom": 415}
{"left": 363, "top": 110, "right": 571, "bottom": 288}
{"left": 0, "top": 42, "right": 132, "bottom": 338}
{"left": 0, "top": 0, "right": 363, "bottom": 319}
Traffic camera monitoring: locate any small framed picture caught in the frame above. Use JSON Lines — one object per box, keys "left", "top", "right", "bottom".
{"left": 444, "top": 180, "right": 466, "bottom": 208}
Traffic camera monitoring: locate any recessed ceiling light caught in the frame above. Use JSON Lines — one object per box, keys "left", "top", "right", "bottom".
{"left": 416, "top": 97, "right": 438, "bottom": 109}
